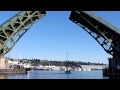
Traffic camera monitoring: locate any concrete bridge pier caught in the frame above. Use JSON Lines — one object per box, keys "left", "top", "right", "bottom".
{"left": 0, "top": 55, "right": 7, "bottom": 69}
{"left": 107, "top": 56, "right": 120, "bottom": 79}
{"left": 109, "top": 51, "right": 120, "bottom": 70}
{"left": 0, "top": 55, "right": 27, "bottom": 74}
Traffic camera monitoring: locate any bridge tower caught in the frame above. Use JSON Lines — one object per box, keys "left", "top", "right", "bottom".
{"left": 0, "top": 11, "right": 46, "bottom": 69}
{"left": 69, "top": 11, "right": 120, "bottom": 78}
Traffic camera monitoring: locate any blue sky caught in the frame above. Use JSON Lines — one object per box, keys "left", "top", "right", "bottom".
{"left": 1, "top": 11, "right": 120, "bottom": 64}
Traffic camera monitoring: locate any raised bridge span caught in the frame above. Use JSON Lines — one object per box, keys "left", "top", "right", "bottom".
{"left": 0, "top": 11, "right": 120, "bottom": 77}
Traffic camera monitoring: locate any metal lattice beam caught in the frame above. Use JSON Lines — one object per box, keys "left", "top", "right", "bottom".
{"left": 69, "top": 11, "right": 120, "bottom": 55}
{"left": 0, "top": 11, "right": 46, "bottom": 55}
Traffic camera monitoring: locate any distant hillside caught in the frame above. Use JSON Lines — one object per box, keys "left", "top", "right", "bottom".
{"left": 8, "top": 58, "right": 107, "bottom": 67}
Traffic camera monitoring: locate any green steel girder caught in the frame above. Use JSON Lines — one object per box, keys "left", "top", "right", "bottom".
{"left": 0, "top": 11, "right": 46, "bottom": 55}
{"left": 69, "top": 11, "right": 120, "bottom": 55}
{"left": 75, "top": 23, "right": 113, "bottom": 55}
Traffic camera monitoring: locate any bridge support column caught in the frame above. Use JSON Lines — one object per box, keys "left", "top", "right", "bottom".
{"left": 108, "top": 55, "right": 120, "bottom": 79}
{"left": 0, "top": 55, "right": 7, "bottom": 69}
{"left": 108, "top": 58, "right": 116, "bottom": 69}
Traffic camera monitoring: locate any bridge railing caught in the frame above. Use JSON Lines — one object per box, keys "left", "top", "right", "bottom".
{"left": 83, "top": 11, "right": 120, "bottom": 35}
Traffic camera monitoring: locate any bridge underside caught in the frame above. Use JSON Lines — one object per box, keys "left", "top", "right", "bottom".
{"left": 69, "top": 11, "right": 120, "bottom": 70}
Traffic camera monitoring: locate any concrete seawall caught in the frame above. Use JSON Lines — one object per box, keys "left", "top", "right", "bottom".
{"left": 0, "top": 69, "right": 27, "bottom": 74}
{"left": 0, "top": 56, "right": 28, "bottom": 74}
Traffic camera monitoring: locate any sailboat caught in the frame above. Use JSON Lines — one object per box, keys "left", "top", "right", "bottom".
{"left": 65, "top": 50, "right": 71, "bottom": 74}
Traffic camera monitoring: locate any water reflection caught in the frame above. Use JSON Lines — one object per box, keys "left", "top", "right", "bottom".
{"left": 65, "top": 74, "right": 70, "bottom": 79}
{"left": 2, "top": 70, "right": 104, "bottom": 79}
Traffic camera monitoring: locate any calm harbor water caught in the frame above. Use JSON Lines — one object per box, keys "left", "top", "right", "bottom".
{"left": 0, "top": 70, "right": 107, "bottom": 79}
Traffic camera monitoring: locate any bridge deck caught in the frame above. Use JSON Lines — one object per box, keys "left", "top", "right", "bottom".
{"left": 70, "top": 11, "right": 120, "bottom": 39}
{"left": 84, "top": 11, "right": 120, "bottom": 35}
{"left": 69, "top": 11, "right": 120, "bottom": 43}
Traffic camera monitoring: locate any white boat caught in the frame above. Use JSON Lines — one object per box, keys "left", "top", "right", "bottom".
{"left": 78, "top": 68, "right": 82, "bottom": 71}
{"left": 86, "top": 68, "right": 91, "bottom": 71}
{"left": 83, "top": 68, "right": 91, "bottom": 71}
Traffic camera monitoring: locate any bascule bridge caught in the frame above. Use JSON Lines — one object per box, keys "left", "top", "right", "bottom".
{"left": 0, "top": 11, "right": 119, "bottom": 77}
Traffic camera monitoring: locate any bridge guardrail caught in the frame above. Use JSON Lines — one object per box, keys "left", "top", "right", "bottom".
{"left": 83, "top": 11, "right": 120, "bottom": 35}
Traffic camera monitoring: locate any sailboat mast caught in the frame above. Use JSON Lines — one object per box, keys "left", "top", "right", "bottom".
{"left": 66, "top": 50, "right": 68, "bottom": 67}
{"left": 67, "top": 50, "right": 68, "bottom": 61}
{"left": 49, "top": 60, "right": 50, "bottom": 66}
